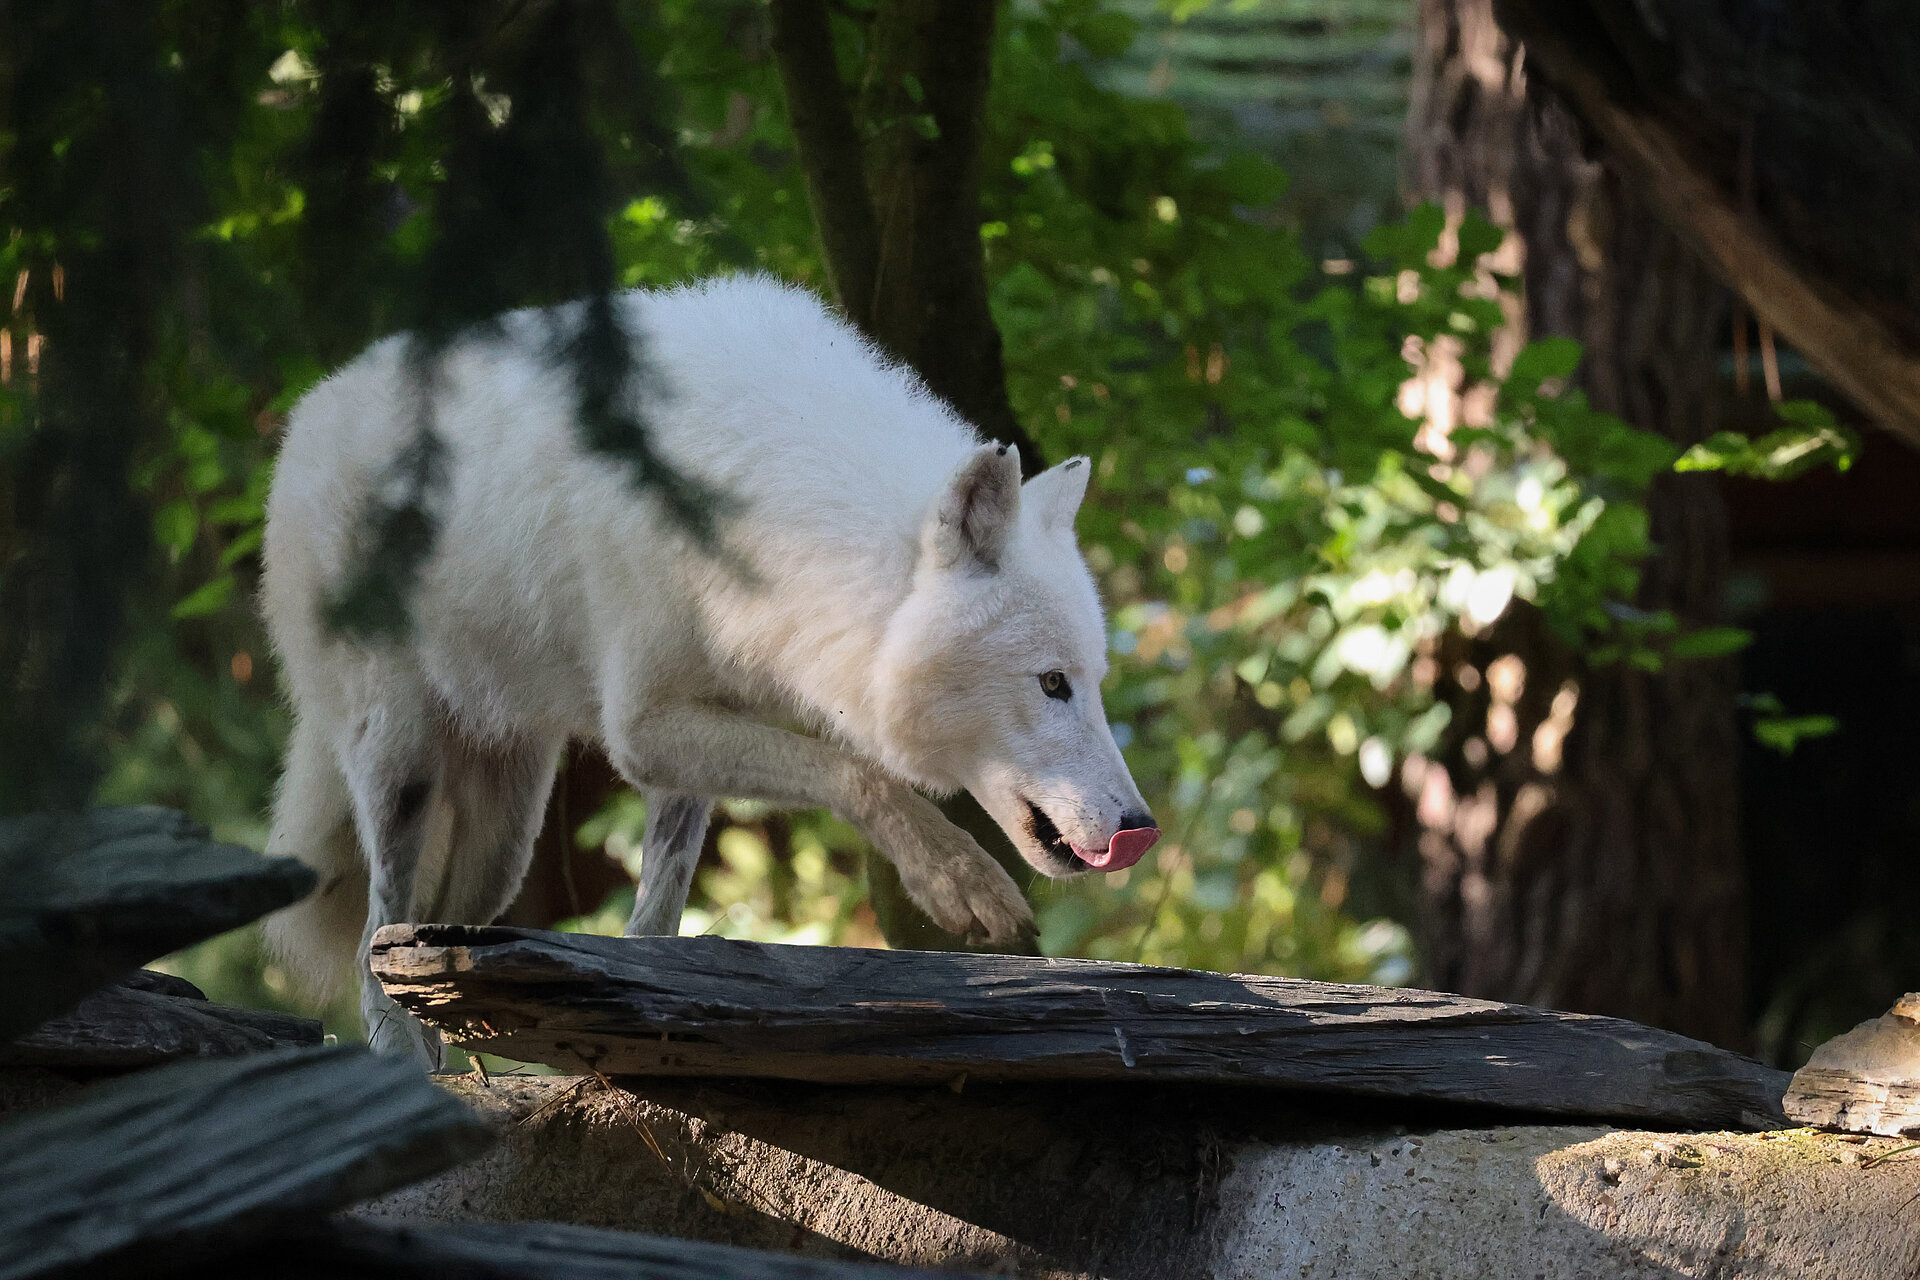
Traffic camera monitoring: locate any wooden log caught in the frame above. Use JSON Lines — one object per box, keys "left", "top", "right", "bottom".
{"left": 0, "top": 806, "right": 316, "bottom": 1039}
{"left": 372, "top": 925, "right": 1789, "bottom": 1129}
{"left": 1784, "top": 993, "right": 1920, "bottom": 1137}
{"left": 0, "top": 979, "right": 322, "bottom": 1069}
{"left": 0, "top": 1044, "right": 491, "bottom": 1280}
{"left": 239, "top": 1218, "right": 980, "bottom": 1280}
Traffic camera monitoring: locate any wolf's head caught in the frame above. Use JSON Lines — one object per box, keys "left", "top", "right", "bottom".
{"left": 875, "top": 445, "right": 1158, "bottom": 879}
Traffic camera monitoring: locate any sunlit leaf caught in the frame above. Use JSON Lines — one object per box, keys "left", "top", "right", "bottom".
{"left": 171, "top": 576, "right": 235, "bottom": 621}
{"left": 1753, "top": 715, "right": 1839, "bottom": 755}
{"left": 1669, "top": 626, "right": 1752, "bottom": 659}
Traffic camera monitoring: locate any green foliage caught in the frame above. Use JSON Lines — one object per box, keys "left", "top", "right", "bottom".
{"left": 968, "top": 4, "right": 1684, "bottom": 971}
{"left": 1739, "top": 693, "right": 1841, "bottom": 756}
{"left": 1675, "top": 400, "right": 1859, "bottom": 481}
{"left": 512, "top": 0, "right": 1682, "bottom": 983}
{"left": 1668, "top": 626, "right": 1753, "bottom": 660}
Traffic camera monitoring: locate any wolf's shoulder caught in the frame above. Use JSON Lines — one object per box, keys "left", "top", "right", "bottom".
{"left": 624, "top": 274, "right": 977, "bottom": 454}
{"left": 624, "top": 274, "right": 886, "bottom": 377}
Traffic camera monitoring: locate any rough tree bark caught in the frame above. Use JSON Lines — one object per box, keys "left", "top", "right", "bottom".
{"left": 769, "top": 0, "right": 1038, "bottom": 460}
{"left": 1402, "top": 0, "right": 1746, "bottom": 1046}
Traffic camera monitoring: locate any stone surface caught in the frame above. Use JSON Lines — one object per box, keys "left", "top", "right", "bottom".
{"left": 0, "top": 805, "right": 315, "bottom": 1039}
{"left": 1218, "top": 1127, "right": 1920, "bottom": 1278}
{"left": 230, "top": 1218, "right": 983, "bottom": 1279}
{"left": 362, "top": 1074, "right": 1920, "bottom": 1280}
{"left": 1784, "top": 994, "right": 1920, "bottom": 1136}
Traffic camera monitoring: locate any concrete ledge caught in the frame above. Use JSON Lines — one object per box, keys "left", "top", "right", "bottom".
{"left": 361, "top": 1075, "right": 1920, "bottom": 1279}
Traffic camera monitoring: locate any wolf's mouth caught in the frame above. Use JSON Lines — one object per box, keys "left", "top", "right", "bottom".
{"left": 1024, "top": 799, "right": 1086, "bottom": 869}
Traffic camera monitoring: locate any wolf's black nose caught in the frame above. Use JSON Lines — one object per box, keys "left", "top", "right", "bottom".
{"left": 1119, "top": 808, "right": 1155, "bottom": 832}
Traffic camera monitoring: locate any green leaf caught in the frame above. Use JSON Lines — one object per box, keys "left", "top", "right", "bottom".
{"left": 153, "top": 499, "right": 198, "bottom": 557}
{"left": 1507, "top": 337, "right": 1583, "bottom": 390}
{"left": 172, "top": 575, "right": 235, "bottom": 620}
{"left": 1068, "top": 10, "right": 1139, "bottom": 57}
{"left": 1364, "top": 202, "right": 1445, "bottom": 264}
{"left": 205, "top": 493, "right": 262, "bottom": 526}
{"left": 1454, "top": 211, "right": 1503, "bottom": 263}
{"left": 1753, "top": 715, "right": 1839, "bottom": 755}
{"left": 1669, "top": 626, "right": 1752, "bottom": 659}
{"left": 1673, "top": 405, "right": 1858, "bottom": 481}
{"left": 218, "top": 526, "right": 264, "bottom": 569}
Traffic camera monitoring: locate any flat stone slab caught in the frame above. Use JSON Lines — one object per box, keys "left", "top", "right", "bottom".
{"left": 1, "top": 976, "right": 321, "bottom": 1070}
{"left": 0, "top": 806, "right": 315, "bottom": 1039}
{"left": 364, "top": 1074, "right": 1920, "bottom": 1280}
{"left": 373, "top": 925, "right": 1788, "bottom": 1129}
{"left": 0, "top": 1045, "right": 489, "bottom": 1280}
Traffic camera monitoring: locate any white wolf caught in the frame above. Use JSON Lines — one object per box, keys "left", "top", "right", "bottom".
{"left": 260, "top": 275, "right": 1158, "bottom": 1067}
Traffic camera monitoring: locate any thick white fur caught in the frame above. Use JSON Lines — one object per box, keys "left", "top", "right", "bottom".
{"left": 260, "top": 276, "right": 1149, "bottom": 1067}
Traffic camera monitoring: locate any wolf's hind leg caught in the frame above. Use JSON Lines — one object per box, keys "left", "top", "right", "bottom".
{"left": 421, "top": 730, "right": 563, "bottom": 928}
{"left": 624, "top": 792, "right": 711, "bottom": 936}
{"left": 336, "top": 672, "right": 445, "bottom": 1070}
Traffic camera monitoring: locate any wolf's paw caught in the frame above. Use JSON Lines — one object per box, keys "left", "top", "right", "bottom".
{"left": 364, "top": 992, "right": 445, "bottom": 1073}
{"left": 897, "top": 836, "right": 1036, "bottom": 947}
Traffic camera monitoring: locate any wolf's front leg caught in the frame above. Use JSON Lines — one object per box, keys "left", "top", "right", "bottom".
{"left": 607, "top": 706, "right": 1033, "bottom": 945}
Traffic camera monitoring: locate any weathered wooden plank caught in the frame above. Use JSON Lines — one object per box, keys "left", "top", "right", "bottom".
{"left": 242, "top": 1218, "right": 980, "bottom": 1279}
{"left": 116, "top": 967, "right": 209, "bottom": 1000}
{"left": 1785, "top": 993, "right": 1920, "bottom": 1137}
{"left": 0, "top": 1044, "right": 490, "bottom": 1280}
{"left": 0, "top": 806, "right": 316, "bottom": 1039}
{"left": 372, "top": 925, "right": 1788, "bottom": 1129}
{"left": 0, "top": 978, "right": 322, "bottom": 1069}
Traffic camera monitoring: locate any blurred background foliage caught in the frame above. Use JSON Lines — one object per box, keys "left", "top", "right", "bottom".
{"left": 0, "top": 0, "right": 1867, "bottom": 1050}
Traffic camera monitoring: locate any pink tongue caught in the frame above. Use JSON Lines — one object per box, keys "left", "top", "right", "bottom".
{"left": 1076, "top": 826, "right": 1160, "bottom": 872}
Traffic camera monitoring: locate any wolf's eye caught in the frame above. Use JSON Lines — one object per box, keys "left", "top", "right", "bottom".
{"left": 1040, "top": 670, "right": 1072, "bottom": 701}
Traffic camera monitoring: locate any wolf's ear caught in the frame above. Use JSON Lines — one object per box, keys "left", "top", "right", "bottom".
{"left": 1023, "top": 456, "right": 1090, "bottom": 532}
{"left": 927, "top": 444, "right": 1022, "bottom": 572}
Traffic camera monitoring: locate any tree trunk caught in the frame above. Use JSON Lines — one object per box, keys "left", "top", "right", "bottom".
{"left": 1402, "top": 0, "right": 1746, "bottom": 1046}
{"left": 770, "top": 0, "right": 1038, "bottom": 464}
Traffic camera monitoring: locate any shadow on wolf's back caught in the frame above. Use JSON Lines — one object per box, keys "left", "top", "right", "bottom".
{"left": 259, "top": 275, "right": 1159, "bottom": 1067}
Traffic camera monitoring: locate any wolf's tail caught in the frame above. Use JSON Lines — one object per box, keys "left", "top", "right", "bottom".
{"left": 261, "top": 710, "right": 368, "bottom": 1002}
